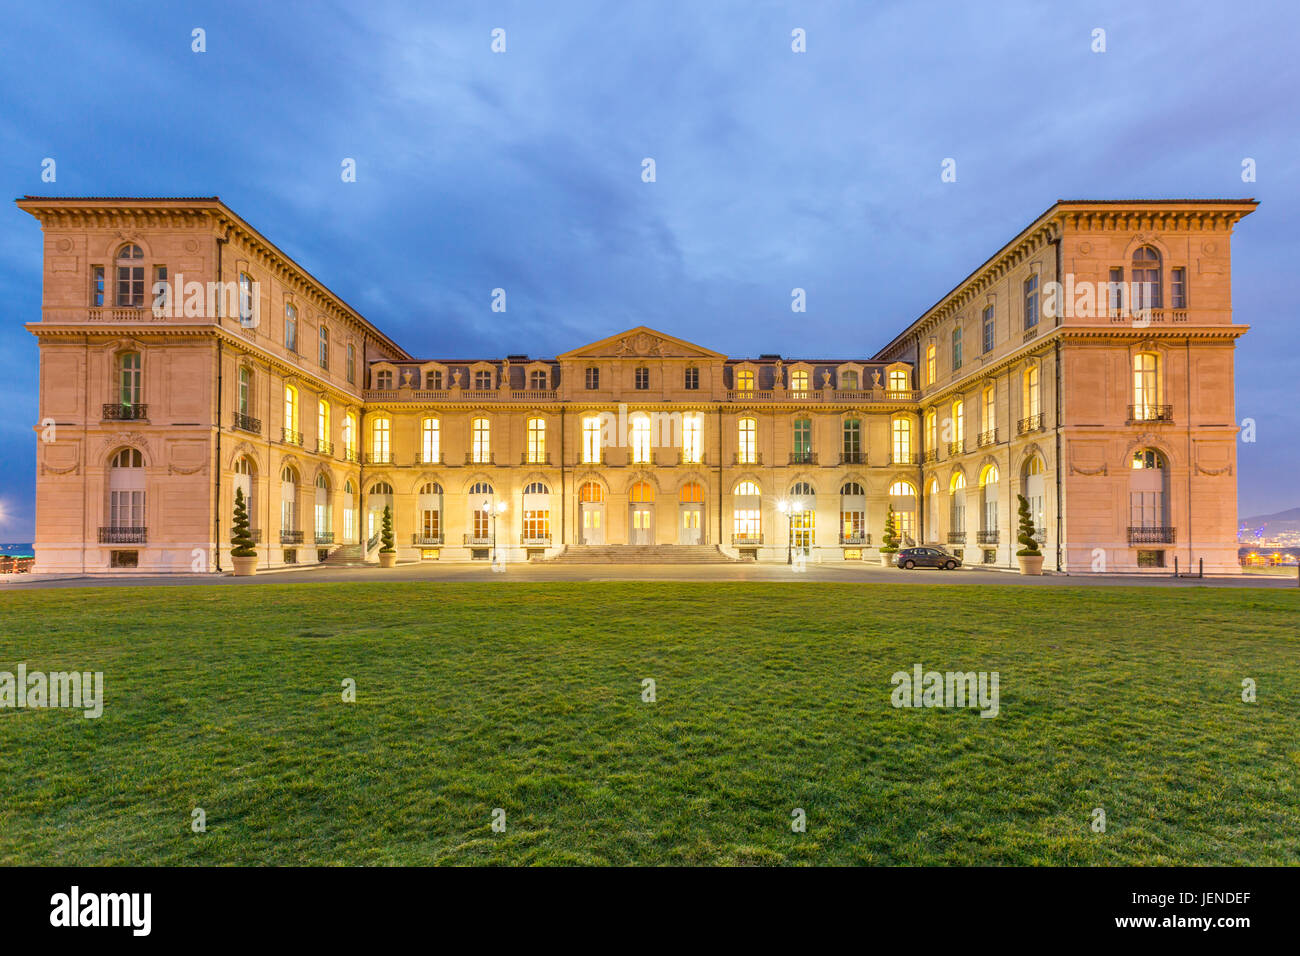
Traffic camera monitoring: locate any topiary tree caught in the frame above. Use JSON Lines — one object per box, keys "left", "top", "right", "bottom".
{"left": 231, "top": 487, "right": 257, "bottom": 558}
{"left": 1016, "top": 493, "right": 1041, "bottom": 557}
{"left": 379, "top": 504, "right": 395, "bottom": 553}
{"left": 881, "top": 504, "right": 900, "bottom": 553}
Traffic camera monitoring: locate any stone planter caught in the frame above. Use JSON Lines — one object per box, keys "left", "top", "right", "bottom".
{"left": 231, "top": 555, "right": 258, "bottom": 577}
{"left": 378, "top": 551, "right": 397, "bottom": 568}
{"left": 880, "top": 553, "right": 895, "bottom": 568}
{"left": 1017, "top": 554, "right": 1044, "bottom": 575}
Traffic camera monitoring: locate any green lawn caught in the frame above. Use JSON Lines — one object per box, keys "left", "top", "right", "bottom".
{"left": 1, "top": 582, "right": 1296, "bottom": 865}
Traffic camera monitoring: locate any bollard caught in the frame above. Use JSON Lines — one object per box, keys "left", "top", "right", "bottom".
{"left": 1199, "top": 557, "right": 1203, "bottom": 579}
{"left": 1173, "top": 555, "right": 1178, "bottom": 578}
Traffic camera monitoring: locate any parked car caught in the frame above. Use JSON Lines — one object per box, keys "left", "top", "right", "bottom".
{"left": 895, "top": 547, "right": 961, "bottom": 570}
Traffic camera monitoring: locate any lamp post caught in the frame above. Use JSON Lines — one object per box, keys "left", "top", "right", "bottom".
{"left": 489, "top": 499, "right": 507, "bottom": 562}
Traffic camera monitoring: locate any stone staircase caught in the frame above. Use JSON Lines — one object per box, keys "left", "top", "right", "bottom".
{"left": 321, "top": 544, "right": 369, "bottom": 567}
{"left": 548, "top": 544, "right": 747, "bottom": 564}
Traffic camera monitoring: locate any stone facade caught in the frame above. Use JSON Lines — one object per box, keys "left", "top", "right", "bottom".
{"left": 19, "top": 196, "right": 1255, "bottom": 573}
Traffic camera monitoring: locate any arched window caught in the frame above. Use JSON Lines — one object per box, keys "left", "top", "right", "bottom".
{"left": 523, "top": 482, "right": 549, "bottom": 495}
{"left": 231, "top": 455, "right": 256, "bottom": 538}
{"left": 283, "top": 385, "right": 300, "bottom": 444}
{"left": 1130, "top": 449, "right": 1170, "bottom": 538}
{"left": 630, "top": 481, "right": 655, "bottom": 503}
{"left": 526, "top": 418, "right": 547, "bottom": 464}
{"left": 421, "top": 417, "right": 440, "bottom": 464}
{"left": 924, "top": 409, "right": 937, "bottom": 454}
{"left": 892, "top": 416, "right": 912, "bottom": 464}
{"left": 115, "top": 244, "right": 144, "bottom": 307}
{"left": 280, "top": 465, "right": 299, "bottom": 533}
{"left": 343, "top": 479, "right": 358, "bottom": 543}
{"left": 679, "top": 482, "right": 704, "bottom": 503}
{"left": 1023, "top": 366, "right": 1041, "bottom": 423}
{"left": 789, "top": 482, "right": 816, "bottom": 552}
{"left": 579, "top": 481, "right": 604, "bottom": 502}
{"left": 737, "top": 417, "right": 757, "bottom": 464}
{"left": 790, "top": 481, "right": 815, "bottom": 497}
{"left": 582, "top": 416, "right": 602, "bottom": 464}
{"left": 889, "top": 480, "right": 917, "bottom": 544}
{"left": 950, "top": 471, "right": 967, "bottom": 540}
{"left": 117, "top": 351, "right": 142, "bottom": 409}
{"left": 367, "top": 481, "right": 394, "bottom": 543}
{"left": 471, "top": 417, "right": 491, "bottom": 464}
{"left": 1132, "top": 352, "right": 1161, "bottom": 420}
{"left": 979, "top": 464, "right": 999, "bottom": 535}
{"left": 1132, "top": 246, "right": 1162, "bottom": 310}
{"left": 417, "top": 482, "right": 443, "bottom": 542}
{"left": 1022, "top": 454, "right": 1046, "bottom": 542}
{"left": 888, "top": 369, "right": 909, "bottom": 394}
{"left": 284, "top": 303, "right": 298, "bottom": 353}
{"left": 371, "top": 417, "right": 391, "bottom": 463}
{"left": 314, "top": 472, "right": 331, "bottom": 539}
{"left": 523, "top": 482, "right": 550, "bottom": 541}
{"left": 952, "top": 399, "right": 965, "bottom": 450}
{"left": 469, "top": 481, "right": 493, "bottom": 496}
{"left": 840, "top": 482, "right": 866, "bottom": 543}
{"left": 108, "top": 448, "right": 145, "bottom": 533}
{"left": 630, "top": 414, "right": 652, "bottom": 463}
{"left": 733, "top": 481, "right": 761, "bottom": 540}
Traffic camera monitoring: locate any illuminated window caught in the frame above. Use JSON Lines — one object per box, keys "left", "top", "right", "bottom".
{"left": 630, "top": 414, "right": 652, "bottom": 463}
{"left": 888, "top": 369, "right": 909, "bottom": 394}
{"left": 1023, "top": 366, "right": 1040, "bottom": 420}
{"left": 471, "top": 417, "right": 491, "bottom": 463}
{"left": 421, "top": 418, "right": 440, "bottom": 463}
{"left": 735, "top": 369, "right": 755, "bottom": 392}
{"left": 733, "top": 481, "right": 761, "bottom": 539}
{"left": 582, "top": 416, "right": 602, "bottom": 464}
{"left": 317, "top": 400, "right": 330, "bottom": 448}
{"left": 952, "top": 399, "right": 965, "bottom": 446}
{"left": 925, "top": 344, "right": 936, "bottom": 385}
{"left": 682, "top": 414, "right": 703, "bottom": 464}
{"left": 982, "top": 385, "right": 996, "bottom": 434}
{"left": 527, "top": 417, "right": 547, "bottom": 464}
{"left": 790, "top": 369, "right": 809, "bottom": 398}
{"left": 371, "top": 417, "right": 391, "bottom": 463}
{"left": 892, "top": 416, "right": 912, "bottom": 463}
{"left": 737, "top": 417, "right": 757, "bottom": 464}
{"left": 925, "top": 409, "right": 937, "bottom": 453}
{"left": 283, "top": 385, "right": 299, "bottom": 439}
{"left": 579, "top": 481, "right": 604, "bottom": 502}
{"left": 889, "top": 480, "right": 917, "bottom": 542}
{"left": 1133, "top": 352, "right": 1160, "bottom": 416}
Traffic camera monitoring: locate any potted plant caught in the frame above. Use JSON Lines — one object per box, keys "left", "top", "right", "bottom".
{"left": 1016, "top": 493, "right": 1044, "bottom": 575}
{"left": 378, "top": 504, "right": 397, "bottom": 567}
{"left": 879, "top": 504, "right": 900, "bottom": 567}
{"left": 230, "top": 487, "right": 258, "bottom": 576}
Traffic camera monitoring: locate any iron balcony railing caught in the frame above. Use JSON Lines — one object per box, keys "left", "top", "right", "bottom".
{"left": 366, "top": 452, "right": 392, "bottom": 465}
{"left": 412, "top": 534, "right": 444, "bottom": 546}
{"left": 947, "top": 531, "right": 966, "bottom": 544}
{"left": 343, "top": 447, "right": 359, "bottom": 463}
{"left": 417, "top": 453, "right": 443, "bottom": 465}
{"left": 465, "top": 452, "right": 495, "bottom": 465}
{"left": 789, "top": 451, "right": 817, "bottom": 465}
{"left": 521, "top": 453, "right": 552, "bottom": 465}
{"left": 1127, "top": 404, "right": 1173, "bottom": 424}
{"left": 921, "top": 449, "right": 938, "bottom": 464}
{"left": 731, "top": 534, "right": 763, "bottom": 546}
{"left": 234, "top": 412, "right": 261, "bottom": 434}
{"left": 840, "top": 451, "right": 866, "bottom": 465}
{"left": 890, "top": 451, "right": 918, "bottom": 466}
{"left": 733, "top": 452, "right": 763, "bottom": 466}
{"left": 838, "top": 533, "right": 871, "bottom": 546}
{"left": 102, "top": 403, "right": 147, "bottom": 421}
{"left": 315, "top": 532, "right": 334, "bottom": 545}
{"left": 977, "top": 530, "right": 999, "bottom": 545}
{"left": 280, "top": 530, "right": 304, "bottom": 544}
{"left": 463, "top": 534, "right": 492, "bottom": 546}
{"left": 282, "top": 428, "right": 303, "bottom": 446}
{"left": 1017, "top": 413, "right": 1043, "bottom": 434}
{"left": 976, "top": 428, "right": 999, "bottom": 448}
{"left": 317, "top": 440, "right": 334, "bottom": 457}
{"left": 98, "top": 526, "right": 147, "bottom": 544}
{"left": 677, "top": 451, "right": 705, "bottom": 466}
{"left": 1128, "top": 526, "right": 1175, "bottom": 545}
{"left": 520, "top": 534, "right": 552, "bottom": 546}
{"left": 948, "top": 439, "right": 965, "bottom": 457}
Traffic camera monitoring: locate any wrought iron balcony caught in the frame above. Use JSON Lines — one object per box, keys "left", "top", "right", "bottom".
{"left": 1127, "top": 404, "right": 1173, "bottom": 424}
{"left": 731, "top": 534, "right": 763, "bottom": 546}
{"left": 317, "top": 440, "right": 334, "bottom": 457}
{"left": 280, "top": 530, "right": 304, "bottom": 544}
{"left": 677, "top": 451, "right": 705, "bottom": 466}
{"left": 839, "top": 533, "right": 871, "bottom": 546}
{"left": 890, "top": 451, "right": 918, "bottom": 466}
{"left": 366, "top": 452, "right": 392, "bottom": 465}
{"left": 417, "top": 453, "right": 443, "bottom": 465}
{"left": 948, "top": 440, "right": 965, "bottom": 457}
{"left": 789, "top": 451, "right": 817, "bottom": 465}
{"left": 733, "top": 452, "right": 762, "bottom": 466}
{"left": 521, "top": 453, "right": 552, "bottom": 465}
{"left": 98, "top": 526, "right": 147, "bottom": 544}
{"left": 977, "top": 530, "right": 999, "bottom": 545}
{"left": 1017, "top": 413, "right": 1043, "bottom": 435}
{"left": 465, "top": 452, "right": 495, "bottom": 465}
{"left": 282, "top": 428, "right": 303, "bottom": 446}
{"left": 463, "top": 534, "right": 492, "bottom": 546}
{"left": 234, "top": 412, "right": 261, "bottom": 434}
{"left": 947, "top": 531, "right": 966, "bottom": 544}
{"left": 1128, "top": 526, "right": 1175, "bottom": 545}
{"left": 976, "top": 428, "right": 999, "bottom": 448}
{"left": 102, "top": 403, "right": 147, "bottom": 421}
{"left": 840, "top": 451, "right": 866, "bottom": 465}
{"left": 412, "top": 533, "right": 444, "bottom": 546}
{"left": 315, "top": 532, "right": 334, "bottom": 545}
{"left": 520, "top": 534, "right": 552, "bottom": 546}
{"left": 921, "top": 449, "right": 938, "bottom": 464}
{"left": 343, "top": 447, "right": 359, "bottom": 463}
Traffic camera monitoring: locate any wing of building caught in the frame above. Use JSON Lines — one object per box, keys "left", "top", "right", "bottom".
{"left": 18, "top": 196, "right": 1256, "bottom": 573}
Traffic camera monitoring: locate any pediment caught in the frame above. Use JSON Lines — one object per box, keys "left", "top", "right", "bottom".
{"left": 558, "top": 326, "right": 725, "bottom": 360}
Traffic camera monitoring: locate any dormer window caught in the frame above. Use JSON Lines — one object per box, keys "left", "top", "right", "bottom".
{"left": 735, "top": 369, "right": 755, "bottom": 391}
{"left": 840, "top": 370, "right": 859, "bottom": 391}
{"left": 888, "top": 369, "right": 909, "bottom": 394}
{"left": 529, "top": 369, "right": 548, "bottom": 390}
{"left": 474, "top": 370, "right": 493, "bottom": 390}
{"left": 375, "top": 370, "right": 393, "bottom": 390}
{"left": 424, "top": 369, "right": 443, "bottom": 390}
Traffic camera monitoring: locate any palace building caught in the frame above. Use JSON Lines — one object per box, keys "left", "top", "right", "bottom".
{"left": 19, "top": 196, "right": 1255, "bottom": 573}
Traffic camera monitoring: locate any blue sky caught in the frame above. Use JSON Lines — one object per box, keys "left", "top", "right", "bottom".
{"left": 1, "top": 0, "right": 1296, "bottom": 540}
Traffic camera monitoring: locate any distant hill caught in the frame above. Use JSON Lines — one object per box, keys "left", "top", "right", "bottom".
{"left": 1240, "top": 507, "right": 1300, "bottom": 532}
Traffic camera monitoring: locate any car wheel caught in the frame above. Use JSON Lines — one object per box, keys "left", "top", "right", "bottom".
{"left": 945, "top": 561, "right": 958, "bottom": 570}
{"left": 902, "top": 560, "right": 915, "bottom": 569}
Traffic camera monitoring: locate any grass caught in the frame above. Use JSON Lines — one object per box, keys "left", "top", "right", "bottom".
{"left": 0, "top": 582, "right": 1296, "bottom": 866}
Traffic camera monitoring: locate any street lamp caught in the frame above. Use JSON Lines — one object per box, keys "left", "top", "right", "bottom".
{"left": 491, "top": 500, "right": 507, "bottom": 562}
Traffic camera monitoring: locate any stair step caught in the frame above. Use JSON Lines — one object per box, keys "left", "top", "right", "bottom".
{"left": 547, "top": 545, "right": 744, "bottom": 565}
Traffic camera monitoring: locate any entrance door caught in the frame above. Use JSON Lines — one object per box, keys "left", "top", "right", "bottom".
{"left": 679, "top": 505, "right": 702, "bottom": 544}
{"left": 580, "top": 503, "right": 604, "bottom": 544}
{"left": 630, "top": 506, "right": 653, "bottom": 545}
